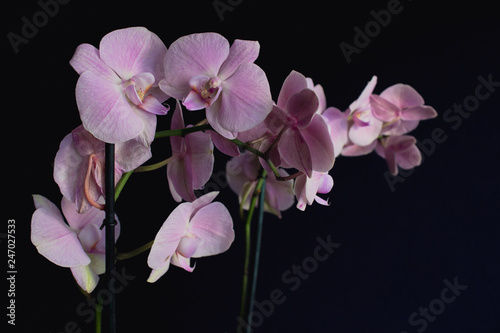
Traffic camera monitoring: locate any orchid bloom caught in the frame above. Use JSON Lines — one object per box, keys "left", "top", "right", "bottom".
{"left": 294, "top": 171, "right": 334, "bottom": 211}
{"left": 265, "top": 70, "right": 335, "bottom": 177}
{"left": 70, "top": 27, "right": 169, "bottom": 145}
{"left": 348, "top": 76, "right": 382, "bottom": 147}
{"left": 159, "top": 32, "right": 273, "bottom": 139}
{"left": 31, "top": 195, "right": 120, "bottom": 293}
{"left": 321, "top": 107, "right": 349, "bottom": 158}
{"left": 226, "top": 151, "right": 294, "bottom": 218}
{"left": 147, "top": 192, "right": 234, "bottom": 282}
{"left": 167, "top": 101, "right": 214, "bottom": 202}
{"left": 375, "top": 135, "right": 422, "bottom": 175}
{"left": 370, "top": 83, "right": 438, "bottom": 135}
{"left": 54, "top": 125, "right": 152, "bottom": 213}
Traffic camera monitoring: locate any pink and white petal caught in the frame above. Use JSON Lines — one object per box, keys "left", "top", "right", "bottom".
{"left": 171, "top": 252, "right": 194, "bottom": 272}
{"left": 317, "top": 172, "right": 334, "bottom": 194}
{"left": 184, "top": 89, "right": 210, "bottom": 110}
{"left": 279, "top": 129, "right": 313, "bottom": 177}
{"left": 206, "top": 105, "right": 238, "bottom": 139}
{"left": 401, "top": 105, "right": 437, "bottom": 121}
{"left": 147, "top": 264, "right": 171, "bottom": 283}
{"left": 140, "top": 95, "right": 169, "bottom": 115}
{"left": 321, "top": 107, "right": 349, "bottom": 158}
{"left": 31, "top": 195, "right": 90, "bottom": 268}
{"left": 115, "top": 138, "right": 152, "bottom": 172}
{"left": 277, "top": 71, "right": 309, "bottom": 109}
{"left": 99, "top": 27, "right": 167, "bottom": 80}
{"left": 348, "top": 116, "right": 383, "bottom": 146}
{"left": 210, "top": 130, "right": 240, "bottom": 157}
{"left": 264, "top": 105, "right": 289, "bottom": 135}
{"left": 214, "top": 63, "right": 272, "bottom": 133}
{"left": 285, "top": 89, "right": 319, "bottom": 128}
{"left": 53, "top": 133, "right": 86, "bottom": 204}
{"left": 301, "top": 115, "right": 335, "bottom": 173}
{"left": 185, "top": 131, "right": 214, "bottom": 189}
{"left": 69, "top": 43, "right": 119, "bottom": 82}
{"left": 71, "top": 265, "right": 100, "bottom": 293}
{"left": 382, "top": 119, "right": 419, "bottom": 136}
{"left": 396, "top": 144, "right": 422, "bottom": 170}
{"left": 386, "top": 135, "right": 417, "bottom": 151}
{"left": 147, "top": 203, "right": 191, "bottom": 270}
{"left": 61, "top": 196, "right": 104, "bottom": 232}
{"left": 187, "top": 202, "right": 234, "bottom": 258}
{"left": 176, "top": 236, "right": 201, "bottom": 258}
{"left": 87, "top": 253, "right": 105, "bottom": 275}
{"left": 380, "top": 84, "right": 424, "bottom": 109}
{"left": 167, "top": 158, "right": 197, "bottom": 203}
{"left": 163, "top": 33, "right": 229, "bottom": 93}
{"left": 188, "top": 191, "right": 220, "bottom": 218}
{"left": 218, "top": 39, "right": 260, "bottom": 80}
{"left": 76, "top": 71, "right": 144, "bottom": 143}
{"left": 265, "top": 173, "right": 294, "bottom": 212}
{"left": 341, "top": 140, "right": 377, "bottom": 156}
{"left": 349, "top": 76, "right": 377, "bottom": 112}
{"left": 370, "top": 94, "right": 400, "bottom": 122}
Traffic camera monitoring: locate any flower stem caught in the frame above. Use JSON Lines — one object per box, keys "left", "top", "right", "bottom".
{"left": 114, "top": 170, "right": 133, "bottom": 202}
{"left": 135, "top": 156, "right": 172, "bottom": 173}
{"left": 116, "top": 240, "right": 154, "bottom": 261}
{"left": 239, "top": 169, "right": 267, "bottom": 331}
{"left": 154, "top": 123, "right": 212, "bottom": 139}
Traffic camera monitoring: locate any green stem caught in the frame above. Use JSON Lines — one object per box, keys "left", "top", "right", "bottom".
{"left": 95, "top": 300, "right": 102, "bottom": 333}
{"left": 231, "top": 139, "right": 283, "bottom": 181}
{"left": 135, "top": 157, "right": 172, "bottom": 173}
{"left": 239, "top": 170, "right": 267, "bottom": 327}
{"left": 114, "top": 170, "right": 133, "bottom": 202}
{"left": 154, "top": 124, "right": 212, "bottom": 139}
{"left": 116, "top": 240, "right": 154, "bottom": 261}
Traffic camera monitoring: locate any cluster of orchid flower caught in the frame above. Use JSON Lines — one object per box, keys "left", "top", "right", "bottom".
{"left": 31, "top": 27, "right": 437, "bottom": 295}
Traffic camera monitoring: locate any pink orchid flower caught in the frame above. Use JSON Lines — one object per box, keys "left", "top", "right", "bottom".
{"left": 167, "top": 101, "right": 214, "bottom": 202}
{"left": 54, "top": 125, "right": 152, "bottom": 213}
{"left": 147, "top": 192, "right": 234, "bottom": 282}
{"left": 226, "top": 152, "right": 294, "bottom": 218}
{"left": 70, "top": 27, "right": 169, "bottom": 144}
{"left": 370, "top": 83, "right": 438, "bottom": 135}
{"left": 31, "top": 195, "right": 120, "bottom": 293}
{"left": 375, "top": 135, "right": 422, "bottom": 175}
{"left": 159, "top": 32, "right": 273, "bottom": 139}
{"left": 294, "top": 171, "right": 334, "bottom": 211}
{"left": 265, "top": 70, "right": 335, "bottom": 177}
{"left": 348, "top": 76, "right": 383, "bottom": 146}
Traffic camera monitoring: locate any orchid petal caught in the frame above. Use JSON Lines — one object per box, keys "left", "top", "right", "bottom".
{"left": 401, "top": 105, "right": 438, "bottom": 121}
{"left": 70, "top": 265, "right": 99, "bottom": 293}
{"left": 167, "top": 158, "right": 197, "bottom": 202}
{"left": 218, "top": 39, "right": 260, "bottom": 80}
{"left": 349, "top": 76, "right": 377, "bottom": 112}
{"left": 380, "top": 84, "right": 424, "bottom": 109}
{"left": 279, "top": 128, "right": 313, "bottom": 177}
{"left": 140, "top": 95, "right": 169, "bottom": 115}
{"left": 285, "top": 89, "right": 319, "bottom": 128}
{"left": 99, "top": 27, "right": 167, "bottom": 80}
{"left": 31, "top": 195, "right": 91, "bottom": 268}
{"left": 162, "top": 33, "right": 229, "bottom": 100}
{"left": 69, "top": 43, "right": 117, "bottom": 80}
{"left": 188, "top": 202, "right": 234, "bottom": 258}
{"left": 212, "top": 63, "right": 272, "bottom": 133}
{"left": 301, "top": 115, "right": 335, "bottom": 173}
{"left": 75, "top": 70, "right": 144, "bottom": 143}
{"left": 370, "top": 94, "right": 400, "bottom": 122}
{"left": 277, "top": 71, "right": 309, "bottom": 109}
{"left": 184, "top": 130, "right": 214, "bottom": 190}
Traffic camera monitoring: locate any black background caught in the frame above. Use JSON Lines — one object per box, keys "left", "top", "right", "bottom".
{"left": 4, "top": 0, "right": 500, "bottom": 332}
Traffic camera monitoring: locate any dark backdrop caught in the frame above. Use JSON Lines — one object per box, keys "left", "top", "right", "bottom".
{"left": 4, "top": 0, "right": 500, "bottom": 332}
